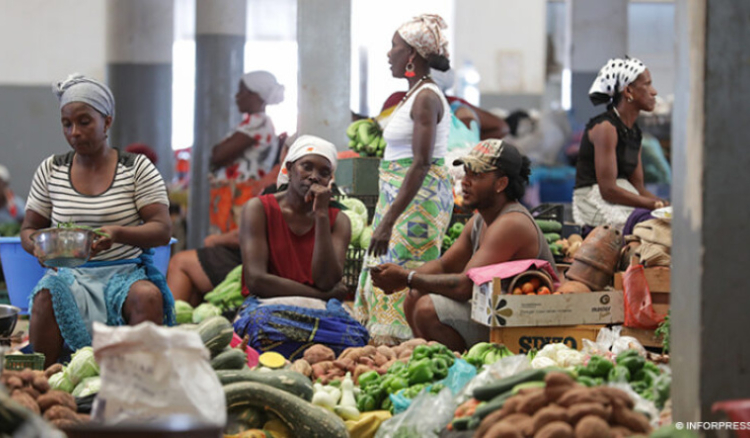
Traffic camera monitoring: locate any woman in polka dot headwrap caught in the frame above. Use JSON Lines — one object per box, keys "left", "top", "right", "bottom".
{"left": 572, "top": 57, "right": 668, "bottom": 230}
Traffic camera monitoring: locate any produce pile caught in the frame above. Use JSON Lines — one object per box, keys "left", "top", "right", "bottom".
{"left": 339, "top": 196, "right": 373, "bottom": 250}
{"left": 346, "top": 119, "right": 386, "bottom": 158}
{"left": 441, "top": 222, "right": 465, "bottom": 254}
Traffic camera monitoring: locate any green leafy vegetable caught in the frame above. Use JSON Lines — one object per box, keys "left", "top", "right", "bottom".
{"left": 67, "top": 347, "right": 100, "bottom": 386}
{"left": 192, "top": 302, "right": 222, "bottom": 323}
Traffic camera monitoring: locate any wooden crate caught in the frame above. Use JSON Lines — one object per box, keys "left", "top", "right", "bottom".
{"left": 614, "top": 267, "right": 670, "bottom": 316}
{"left": 490, "top": 324, "right": 606, "bottom": 354}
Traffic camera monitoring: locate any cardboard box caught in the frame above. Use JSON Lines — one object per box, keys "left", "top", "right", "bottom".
{"left": 471, "top": 278, "right": 624, "bottom": 328}
{"left": 491, "top": 325, "right": 606, "bottom": 354}
{"left": 335, "top": 157, "right": 381, "bottom": 196}
{"left": 614, "top": 267, "right": 670, "bottom": 315}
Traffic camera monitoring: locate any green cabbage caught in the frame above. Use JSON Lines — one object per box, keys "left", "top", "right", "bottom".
{"left": 175, "top": 300, "right": 194, "bottom": 324}
{"left": 343, "top": 210, "right": 365, "bottom": 243}
{"left": 67, "top": 347, "right": 100, "bottom": 386}
{"left": 359, "top": 226, "right": 373, "bottom": 250}
{"left": 192, "top": 302, "right": 222, "bottom": 323}
{"left": 72, "top": 376, "right": 101, "bottom": 398}
{"left": 48, "top": 370, "right": 75, "bottom": 393}
{"left": 340, "top": 197, "right": 368, "bottom": 223}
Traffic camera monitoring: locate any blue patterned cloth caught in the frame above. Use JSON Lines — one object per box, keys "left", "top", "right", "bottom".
{"left": 233, "top": 297, "right": 369, "bottom": 359}
{"left": 29, "top": 249, "right": 176, "bottom": 351}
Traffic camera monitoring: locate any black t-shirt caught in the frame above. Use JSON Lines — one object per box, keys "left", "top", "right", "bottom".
{"left": 575, "top": 109, "right": 642, "bottom": 189}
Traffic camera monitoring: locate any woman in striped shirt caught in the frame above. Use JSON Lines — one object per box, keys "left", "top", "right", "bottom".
{"left": 20, "top": 74, "right": 175, "bottom": 366}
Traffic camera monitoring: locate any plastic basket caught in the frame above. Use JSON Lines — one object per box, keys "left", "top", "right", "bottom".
{"left": 0, "top": 237, "right": 176, "bottom": 315}
{"left": 4, "top": 353, "right": 45, "bottom": 371}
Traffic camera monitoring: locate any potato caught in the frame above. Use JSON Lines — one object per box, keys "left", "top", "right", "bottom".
{"left": 535, "top": 420, "right": 574, "bottom": 438}
{"left": 481, "top": 421, "right": 524, "bottom": 438}
{"left": 611, "top": 400, "right": 651, "bottom": 434}
{"left": 557, "top": 387, "right": 609, "bottom": 408}
{"left": 302, "top": 344, "right": 335, "bottom": 365}
{"left": 610, "top": 425, "right": 637, "bottom": 438}
{"left": 37, "top": 390, "right": 77, "bottom": 412}
{"left": 44, "top": 363, "right": 64, "bottom": 378}
{"left": 50, "top": 418, "right": 79, "bottom": 429}
{"left": 531, "top": 404, "right": 569, "bottom": 435}
{"left": 575, "top": 415, "right": 612, "bottom": 438}
{"left": 567, "top": 402, "right": 612, "bottom": 425}
{"left": 476, "top": 406, "right": 516, "bottom": 437}
{"left": 32, "top": 376, "right": 50, "bottom": 394}
{"left": 43, "top": 405, "right": 80, "bottom": 422}
{"left": 501, "top": 395, "right": 524, "bottom": 413}
{"left": 20, "top": 386, "right": 41, "bottom": 400}
{"left": 544, "top": 372, "right": 576, "bottom": 402}
{"left": 517, "top": 391, "right": 548, "bottom": 415}
{"left": 18, "top": 369, "right": 36, "bottom": 384}
{"left": 376, "top": 345, "right": 395, "bottom": 360}
{"left": 593, "top": 386, "right": 634, "bottom": 409}
{"left": 11, "top": 390, "right": 40, "bottom": 415}
{"left": 5, "top": 375, "right": 23, "bottom": 390}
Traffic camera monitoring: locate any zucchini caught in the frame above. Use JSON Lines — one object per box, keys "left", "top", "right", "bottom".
{"left": 472, "top": 368, "right": 547, "bottom": 401}
{"left": 544, "top": 232, "right": 561, "bottom": 243}
{"left": 216, "top": 369, "right": 314, "bottom": 401}
{"left": 224, "top": 381, "right": 348, "bottom": 438}
{"left": 535, "top": 219, "right": 562, "bottom": 233}
{"left": 211, "top": 348, "right": 247, "bottom": 370}
{"left": 451, "top": 416, "right": 472, "bottom": 431}
{"left": 196, "top": 315, "right": 233, "bottom": 357}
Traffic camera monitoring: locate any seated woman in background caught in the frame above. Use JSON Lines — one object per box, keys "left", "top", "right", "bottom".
{"left": 573, "top": 57, "right": 668, "bottom": 230}
{"left": 21, "top": 75, "right": 174, "bottom": 366}
{"left": 0, "top": 164, "right": 25, "bottom": 228}
{"left": 232, "top": 135, "right": 368, "bottom": 357}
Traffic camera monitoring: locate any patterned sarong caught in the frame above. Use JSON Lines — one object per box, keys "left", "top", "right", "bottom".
{"left": 354, "top": 158, "right": 453, "bottom": 344}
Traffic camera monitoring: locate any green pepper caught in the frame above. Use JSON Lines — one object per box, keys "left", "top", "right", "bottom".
{"left": 387, "top": 376, "right": 409, "bottom": 394}
{"left": 430, "top": 383, "right": 446, "bottom": 394}
{"left": 577, "top": 376, "right": 597, "bottom": 387}
{"left": 654, "top": 377, "right": 671, "bottom": 408}
{"left": 630, "top": 380, "right": 649, "bottom": 394}
{"left": 412, "top": 345, "right": 432, "bottom": 361}
{"left": 643, "top": 361, "right": 660, "bottom": 375}
{"left": 366, "top": 386, "right": 386, "bottom": 405}
{"left": 608, "top": 365, "right": 631, "bottom": 383}
{"left": 404, "top": 383, "right": 426, "bottom": 399}
{"left": 633, "top": 369, "right": 655, "bottom": 386}
{"left": 381, "top": 396, "right": 393, "bottom": 411}
{"left": 358, "top": 370, "right": 381, "bottom": 388}
{"left": 617, "top": 355, "right": 646, "bottom": 375}
{"left": 357, "top": 393, "right": 377, "bottom": 412}
{"left": 616, "top": 349, "right": 641, "bottom": 361}
{"left": 407, "top": 358, "right": 435, "bottom": 385}
{"left": 586, "top": 355, "right": 614, "bottom": 378}
{"left": 431, "top": 357, "right": 449, "bottom": 380}
{"left": 388, "top": 361, "right": 407, "bottom": 376}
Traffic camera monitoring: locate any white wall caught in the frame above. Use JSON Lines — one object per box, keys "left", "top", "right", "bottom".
{"left": 0, "top": 0, "right": 106, "bottom": 85}
{"left": 453, "top": 0, "right": 547, "bottom": 95}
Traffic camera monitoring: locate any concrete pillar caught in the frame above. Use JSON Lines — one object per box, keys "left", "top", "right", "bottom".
{"left": 106, "top": 0, "right": 173, "bottom": 181}
{"left": 564, "top": 0, "right": 627, "bottom": 128}
{"left": 297, "top": 0, "right": 351, "bottom": 149}
{"left": 187, "top": 0, "right": 246, "bottom": 249}
{"left": 671, "top": 0, "right": 750, "bottom": 428}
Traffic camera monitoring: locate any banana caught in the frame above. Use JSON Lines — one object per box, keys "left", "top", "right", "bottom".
{"left": 347, "top": 119, "right": 368, "bottom": 140}
{"left": 348, "top": 139, "right": 356, "bottom": 148}
{"left": 358, "top": 121, "right": 376, "bottom": 145}
{"left": 378, "top": 136, "right": 387, "bottom": 150}
{"left": 482, "top": 349, "right": 499, "bottom": 365}
{"left": 466, "top": 342, "right": 493, "bottom": 361}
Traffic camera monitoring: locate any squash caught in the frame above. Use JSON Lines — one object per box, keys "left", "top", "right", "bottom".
{"left": 216, "top": 369, "right": 314, "bottom": 401}
{"left": 224, "top": 381, "right": 348, "bottom": 438}
{"left": 211, "top": 349, "right": 248, "bottom": 370}
{"left": 196, "top": 316, "right": 234, "bottom": 357}
{"left": 225, "top": 406, "right": 269, "bottom": 433}
{"left": 535, "top": 219, "right": 563, "bottom": 233}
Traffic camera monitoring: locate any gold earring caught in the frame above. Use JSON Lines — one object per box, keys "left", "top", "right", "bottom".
{"left": 627, "top": 97, "right": 633, "bottom": 103}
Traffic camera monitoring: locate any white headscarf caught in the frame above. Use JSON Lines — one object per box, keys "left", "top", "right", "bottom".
{"left": 53, "top": 73, "right": 115, "bottom": 118}
{"left": 397, "top": 14, "right": 450, "bottom": 60}
{"left": 0, "top": 164, "right": 9, "bottom": 183}
{"left": 277, "top": 135, "right": 338, "bottom": 186}
{"left": 589, "top": 58, "right": 647, "bottom": 106}
{"left": 241, "top": 71, "right": 285, "bottom": 105}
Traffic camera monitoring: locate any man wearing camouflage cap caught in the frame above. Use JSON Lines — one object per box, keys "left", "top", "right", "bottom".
{"left": 371, "top": 139, "right": 558, "bottom": 351}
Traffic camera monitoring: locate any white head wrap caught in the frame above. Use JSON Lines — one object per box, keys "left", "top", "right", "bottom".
{"left": 241, "top": 71, "right": 285, "bottom": 105}
{"left": 0, "top": 164, "right": 9, "bottom": 183}
{"left": 53, "top": 73, "right": 115, "bottom": 118}
{"left": 277, "top": 135, "right": 338, "bottom": 186}
{"left": 397, "top": 14, "right": 450, "bottom": 60}
{"left": 589, "top": 57, "right": 647, "bottom": 106}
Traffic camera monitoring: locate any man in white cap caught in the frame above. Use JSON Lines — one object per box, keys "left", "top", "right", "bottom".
{"left": 239, "top": 135, "right": 351, "bottom": 300}
{"left": 0, "top": 164, "right": 25, "bottom": 226}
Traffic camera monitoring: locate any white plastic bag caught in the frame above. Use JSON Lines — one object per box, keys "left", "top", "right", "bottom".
{"left": 91, "top": 322, "right": 226, "bottom": 426}
{"left": 457, "top": 354, "right": 531, "bottom": 404}
{"left": 375, "top": 388, "right": 456, "bottom": 438}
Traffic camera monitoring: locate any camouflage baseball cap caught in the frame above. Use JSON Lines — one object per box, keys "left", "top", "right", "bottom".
{"left": 453, "top": 139, "right": 523, "bottom": 175}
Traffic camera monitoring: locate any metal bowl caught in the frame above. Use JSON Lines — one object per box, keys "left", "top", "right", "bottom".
{"left": 0, "top": 304, "right": 20, "bottom": 338}
{"left": 31, "top": 227, "right": 96, "bottom": 268}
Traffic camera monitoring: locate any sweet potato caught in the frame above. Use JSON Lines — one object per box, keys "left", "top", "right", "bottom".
{"left": 575, "top": 415, "right": 612, "bottom": 438}
{"left": 557, "top": 387, "right": 608, "bottom": 408}
{"left": 37, "top": 390, "right": 77, "bottom": 412}
{"left": 544, "top": 372, "right": 576, "bottom": 403}
{"left": 372, "top": 352, "right": 389, "bottom": 367}
{"left": 77, "top": 413, "right": 91, "bottom": 423}
{"left": 44, "top": 363, "right": 64, "bottom": 378}
{"left": 567, "top": 402, "right": 612, "bottom": 425}
{"left": 531, "top": 404, "right": 569, "bottom": 435}
{"left": 610, "top": 425, "right": 637, "bottom": 438}
{"left": 337, "top": 346, "right": 359, "bottom": 361}
{"left": 501, "top": 395, "right": 524, "bottom": 414}
{"left": 481, "top": 421, "right": 523, "bottom": 438}
{"left": 333, "top": 358, "right": 354, "bottom": 371}
{"left": 32, "top": 376, "right": 50, "bottom": 394}
{"left": 535, "top": 420, "right": 574, "bottom": 438}
{"left": 593, "top": 386, "right": 634, "bottom": 409}
{"left": 611, "top": 400, "right": 651, "bottom": 434}
{"left": 303, "top": 344, "right": 335, "bottom": 365}
{"left": 50, "top": 418, "right": 79, "bottom": 429}
{"left": 517, "top": 391, "right": 548, "bottom": 415}
{"left": 44, "top": 405, "right": 79, "bottom": 422}
{"left": 290, "top": 359, "right": 312, "bottom": 378}
{"left": 400, "top": 338, "right": 427, "bottom": 349}
{"left": 20, "top": 386, "right": 41, "bottom": 400}
{"left": 310, "top": 361, "right": 335, "bottom": 379}
{"left": 11, "top": 390, "right": 40, "bottom": 415}
{"left": 18, "top": 369, "right": 36, "bottom": 384}
{"left": 358, "top": 356, "right": 375, "bottom": 367}
{"left": 476, "top": 406, "right": 515, "bottom": 437}
{"left": 376, "top": 345, "right": 395, "bottom": 360}
{"left": 5, "top": 375, "right": 23, "bottom": 390}
{"left": 352, "top": 364, "right": 371, "bottom": 384}
{"left": 397, "top": 349, "right": 413, "bottom": 360}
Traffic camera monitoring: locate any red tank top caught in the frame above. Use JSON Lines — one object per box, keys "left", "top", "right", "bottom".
{"left": 259, "top": 193, "right": 340, "bottom": 287}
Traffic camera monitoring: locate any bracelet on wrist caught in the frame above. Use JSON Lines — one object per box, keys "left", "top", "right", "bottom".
{"left": 406, "top": 270, "right": 416, "bottom": 288}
